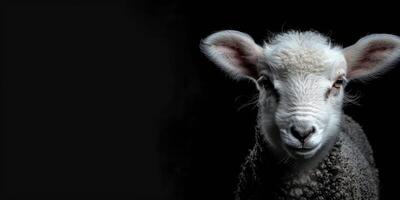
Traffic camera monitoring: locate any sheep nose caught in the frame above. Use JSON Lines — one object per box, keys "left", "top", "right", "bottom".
{"left": 290, "top": 125, "right": 316, "bottom": 143}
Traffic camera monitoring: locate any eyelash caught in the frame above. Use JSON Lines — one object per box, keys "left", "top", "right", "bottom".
{"left": 333, "top": 80, "right": 343, "bottom": 88}
{"left": 333, "top": 77, "right": 347, "bottom": 89}
{"left": 327, "top": 76, "right": 347, "bottom": 98}
{"left": 257, "top": 76, "right": 273, "bottom": 88}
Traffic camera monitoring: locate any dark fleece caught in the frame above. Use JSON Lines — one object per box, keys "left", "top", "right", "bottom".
{"left": 235, "top": 115, "right": 379, "bottom": 200}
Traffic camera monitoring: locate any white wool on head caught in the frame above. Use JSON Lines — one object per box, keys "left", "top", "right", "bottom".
{"left": 263, "top": 31, "right": 346, "bottom": 75}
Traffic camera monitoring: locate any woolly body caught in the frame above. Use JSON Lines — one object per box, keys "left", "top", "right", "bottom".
{"left": 235, "top": 115, "right": 378, "bottom": 200}
{"left": 201, "top": 30, "right": 400, "bottom": 200}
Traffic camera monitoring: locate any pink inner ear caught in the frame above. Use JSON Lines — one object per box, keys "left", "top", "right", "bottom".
{"left": 347, "top": 40, "right": 399, "bottom": 79}
{"left": 215, "top": 43, "right": 258, "bottom": 78}
{"left": 356, "top": 42, "right": 396, "bottom": 70}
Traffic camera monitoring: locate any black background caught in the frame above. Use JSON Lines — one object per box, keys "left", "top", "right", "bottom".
{"left": 2, "top": 0, "right": 399, "bottom": 199}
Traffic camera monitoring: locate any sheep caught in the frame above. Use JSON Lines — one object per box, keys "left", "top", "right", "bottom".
{"left": 200, "top": 30, "right": 400, "bottom": 200}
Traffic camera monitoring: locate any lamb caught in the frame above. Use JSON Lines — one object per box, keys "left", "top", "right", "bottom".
{"left": 200, "top": 30, "right": 400, "bottom": 199}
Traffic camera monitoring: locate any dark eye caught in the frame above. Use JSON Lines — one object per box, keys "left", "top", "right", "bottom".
{"left": 333, "top": 77, "right": 347, "bottom": 89}
{"left": 257, "top": 76, "right": 274, "bottom": 88}
{"left": 326, "top": 76, "right": 348, "bottom": 99}
{"left": 257, "top": 76, "right": 280, "bottom": 101}
{"left": 333, "top": 79, "right": 343, "bottom": 89}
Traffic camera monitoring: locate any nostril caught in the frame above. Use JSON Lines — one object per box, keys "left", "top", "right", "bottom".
{"left": 290, "top": 126, "right": 300, "bottom": 138}
{"left": 290, "top": 126, "right": 304, "bottom": 142}
{"left": 290, "top": 125, "right": 315, "bottom": 143}
{"left": 309, "top": 126, "right": 316, "bottom": 134}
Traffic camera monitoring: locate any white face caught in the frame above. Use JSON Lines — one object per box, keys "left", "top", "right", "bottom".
{"left": 258, "top": 43, "right": 348, "bottom": 159}
{"left": 201, "top": 30, "right": 400, "bottom": 160}
{"left": 258, "top": 68, "right": 346, "bottom": 159}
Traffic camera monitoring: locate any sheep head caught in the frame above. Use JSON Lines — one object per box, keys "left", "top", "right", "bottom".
{"left": 201, "top": 30, "right": 400, "bottom": 160}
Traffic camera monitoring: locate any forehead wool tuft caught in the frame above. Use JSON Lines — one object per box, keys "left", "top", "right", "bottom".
{"left": 263, "top": 31, "right": 344, "bottom": 74}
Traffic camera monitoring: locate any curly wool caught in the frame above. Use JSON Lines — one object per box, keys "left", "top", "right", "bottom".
{"left": 235, "top": 115, "right": 379, "bottom": 200}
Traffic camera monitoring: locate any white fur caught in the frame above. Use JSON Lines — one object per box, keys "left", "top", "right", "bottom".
{"left": 344, "top": 34, "right": 400, "bottom": 80}
{"left": 201, "top": 30, "right": 400, "bottom": 166}
{"left": 200, "top": 30, "right": 263, "bottom": 80}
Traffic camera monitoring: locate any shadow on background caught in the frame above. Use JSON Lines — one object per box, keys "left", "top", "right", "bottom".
{"left": 2, "top": 1, "right": 399, "bottom": 199}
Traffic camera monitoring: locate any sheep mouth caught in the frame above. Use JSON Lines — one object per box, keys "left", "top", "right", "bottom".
{"left": 285, "top": 144, "right": 320, "bottom": 156}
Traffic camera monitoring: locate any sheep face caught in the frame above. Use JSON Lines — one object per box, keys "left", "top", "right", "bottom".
{"left": 201, "top": 30, "right": 400, "bottom": 160}
{"left": 256, "top": 33, "right": 347, "bottom": 158}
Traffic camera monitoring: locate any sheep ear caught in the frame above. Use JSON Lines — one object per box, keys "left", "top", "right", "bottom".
{"left": 344, "top": 34, "right": 400, "bottom": 80}
{"left": 200, "top": 30, "right": 263, "bottom": 80}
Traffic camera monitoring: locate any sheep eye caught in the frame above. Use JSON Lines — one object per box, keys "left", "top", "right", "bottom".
{"left": 257, "top": 76, "right": 280, "bottom": 101}
{"left": 326, "top": 76, "right": 347, "bottom": 99}
{"left": 257, "top": 76, "right": 273, "bottom": 88}
{"left": 333, "top": 77, "right": 347, "bottom": 89}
